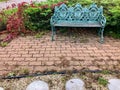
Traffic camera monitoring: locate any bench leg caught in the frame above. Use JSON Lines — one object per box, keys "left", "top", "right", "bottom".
{"left": 51, "top": 26, "right": 55, "bottom": 41}
{"left": 100, "top": 28, "right": 104, "bottom": 43}
{"left": 98, "top": 28, "right": 101, "bottom": 37}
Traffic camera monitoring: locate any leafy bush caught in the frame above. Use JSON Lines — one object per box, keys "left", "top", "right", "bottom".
{"left": 0, "top": 0, "right": 8, "bottom": 2}
{"left": 2, "top": 2, "right": 27, "bottom": 42}
{"left": 0, "top": 22, "right": 6, "bottom": 31}
{"left": 24, "top": 6, "right": 52, "bottom": 31}
{"left": 100, "top": 0, "right": 120, "bottom": 37}
{"left": 66, "top": 0, "right": 120, "bottom": 38}
{"left": 24, "top": 0, "right": 66, "bottom": 31}
{"left": 0, "top": 8, "right": 17, "bottom": 31}
{"left": 33, "top": 0, "right": 120, "bottom": 38}
{"left": 98, "top": 77, "right": 108, "bottom": 86}
{"left": 0, "top": 0, "right": 120, "bottom": 39}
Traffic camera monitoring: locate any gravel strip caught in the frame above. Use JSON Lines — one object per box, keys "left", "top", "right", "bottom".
{"left": 0, "top": 72, "right": 119, "bottom": 90}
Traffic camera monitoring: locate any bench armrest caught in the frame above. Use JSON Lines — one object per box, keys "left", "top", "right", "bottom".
{"left": 99, "top": 15, "right": 106, "bottom": 27}
{"left": 50, "top": 15, "right": 58, "bottom": 26}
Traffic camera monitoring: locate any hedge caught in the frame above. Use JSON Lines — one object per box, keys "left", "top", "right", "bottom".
{"left": 0, "top": 0, "right": 120, "bottom": 38}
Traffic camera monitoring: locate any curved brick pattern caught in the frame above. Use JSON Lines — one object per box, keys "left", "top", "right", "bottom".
{"left": 0, "top": 33, "right": 120, "bottom": 75}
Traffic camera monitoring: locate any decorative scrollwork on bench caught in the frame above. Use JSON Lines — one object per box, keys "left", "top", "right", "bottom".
{"left": 50, "top": 3, "right": 106, "bottom": 43}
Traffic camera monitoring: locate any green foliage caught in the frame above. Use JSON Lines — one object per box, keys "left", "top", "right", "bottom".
{"left": 66, "top": 0, "right": 120, "bottom": 38}
{"left": 101, "top": 70, "right": 111, "bottom": 74}
{"left": 24, "top": 7, "right": 52, "bottom": 31}
{"left": 0, "top": 22, "right": 6, "bottom": 31}
{"left": 18, "top": 68, "right": 29, "bottom": 75}
{"left": 0, "top": 0, "right": 120, "bottom": 38}
{"left": 0, "top": 8, "right": 17, "bottom": 23}
{"left": 98, "top": 77, "right": 108, "bottom": 86}
{"left": 108, "top": 31, "right": 120, "bottom": 39}
{"left": 35, "top": 31, "right": 46, "bottom": 38}
{"left": 0, "top": 8, "right": 17, "bottom": 31}
{"left": 23, "top": 0, "right": 66, "bottom": 31}
{"left": 0, "top": 0, "right": 8, "bottom": 2}
{"left": 7, "top": 72, "right": 16, "bottom": 77}
{"left": 36, "top": 0, "right": 65, "bottom": 6}
{"left": 67, "top": 0, "right": 93, "bottom": 6}
{"left": 0, "top": 41, "right": 8, "bottom": 47}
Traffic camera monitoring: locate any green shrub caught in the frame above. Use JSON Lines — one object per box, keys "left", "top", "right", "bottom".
{"left": 0, "top": 41, "right": 8, "bottom": 47}
{"left": 24, "top": 0, "right": 65, "bottom": 31}
{"left": 1, "top": 0, "right": 120, "bottom": 38}
{"left": 24, "top": 7, "right": 52, "bottom": 31}
{"left": 0, "top": 8, "right": 17, "bottom": 31}
{"left": 0, "top": 0, "right": 8, "bottom": 2}
{"left": 0, "top": 22, "right": 6, "bottom": 31}
{"left": 98, "top": 77, "right": 108, "bottom": 86}
{"left": 66, "top": 0, "right": 120, "bottom": 38}
{"left": 102, "top": 0, "right": 120, "bottom": 37}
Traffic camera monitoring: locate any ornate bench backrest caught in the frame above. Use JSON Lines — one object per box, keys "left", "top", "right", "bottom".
{"left": 50, "top": 3, "right": 106, "bottom": 43}
{"left": 54, "top": 3, "right": 103, "bottom": 22}
{"left": 88, "top": 3, "right": 103, "bottom": 21}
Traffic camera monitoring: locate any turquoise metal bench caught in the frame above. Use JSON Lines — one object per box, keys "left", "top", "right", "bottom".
{"left": 50, "top": 3, "right": 106, "bottom": 43}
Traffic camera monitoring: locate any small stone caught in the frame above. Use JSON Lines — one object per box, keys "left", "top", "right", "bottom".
{"left": 108, "top": 79, "right": 120, "bottom": 90}
{"left": 0, "top": 87, "right": 4, "bottom": 90}
{"left": 26, "top": 80, "right": 49, "bottom": 90}
{"left": 66, "top": 79, "right": 85, "bottom": 90}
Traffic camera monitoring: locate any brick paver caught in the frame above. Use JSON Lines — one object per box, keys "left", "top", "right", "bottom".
{"left": 0, "top": 32, "right": 120, "bottom": 75}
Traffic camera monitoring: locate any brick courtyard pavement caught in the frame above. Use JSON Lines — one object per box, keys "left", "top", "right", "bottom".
{"left": 0, "top": 30, "right": 120, "bottom": 75}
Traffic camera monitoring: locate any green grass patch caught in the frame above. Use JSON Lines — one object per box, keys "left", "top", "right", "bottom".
{"left": 0, "top": 41, "right": 8, "bottom": 47}
{"left": 98, "top": 77, "right": 108, "bottom": 86}
{"left": 35, "top": 30, "right": 48, "bottom": 38}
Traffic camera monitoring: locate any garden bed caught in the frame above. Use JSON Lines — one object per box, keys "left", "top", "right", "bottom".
{"left": 0, "top": 71, "right": 119, "bottom": 90}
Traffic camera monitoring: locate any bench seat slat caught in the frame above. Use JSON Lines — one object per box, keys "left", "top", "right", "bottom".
{"left": 54, "top": 22, "right": 102, "bottom": 27}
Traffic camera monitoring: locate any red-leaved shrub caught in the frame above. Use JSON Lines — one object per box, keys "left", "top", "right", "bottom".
{"left": 3, "top": 2, "right": 28, "bottom": 42}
